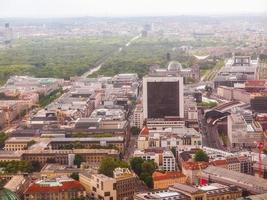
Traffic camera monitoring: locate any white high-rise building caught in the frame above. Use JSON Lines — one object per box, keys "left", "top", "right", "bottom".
{"left": 133, "top": 104, "right": 144, "bottom": 129}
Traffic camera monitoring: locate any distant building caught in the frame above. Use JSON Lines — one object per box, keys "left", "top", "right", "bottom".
{"left": 149, "top": 61, "right": 200, "bottom": 82}
{"left": 214, "top": 56, "right": 259, "bottom": 88}
{"left": 251, "top": 96, "right": 267, "bottom": 113}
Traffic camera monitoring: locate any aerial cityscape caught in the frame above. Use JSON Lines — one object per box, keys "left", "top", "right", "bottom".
{"left": 0, "top": 0, "right": 267, "bottom": 199}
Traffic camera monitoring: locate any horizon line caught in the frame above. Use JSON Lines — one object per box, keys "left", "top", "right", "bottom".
{"left": 0, "top": 12, "right": 267, "bottom": 19}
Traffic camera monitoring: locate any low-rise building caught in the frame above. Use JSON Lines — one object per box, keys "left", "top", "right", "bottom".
{"left": 89, "top": 174, "right": 117, "bottom": 200}
{"left": 227, "top": 109, "right": 263, "bottom": 148}
{"left": 181, "top": 161, "right": 209, "bottom": 185}
{"left": 4, "top": 175, "right": 30, "bottom": 199}
{"left": 4, "top": 137, "right": 34, "bottom": 151}
{"left": 134, "top": 148, "right": 176, "bottom": 172}
{"left": 152, "top": 171, "right": 187, "bottom": 189}
{"left": 134, "top": 190, "right": 190, "bottom": 200}
{"left": 135, "top": 183, "right": 242, "bottom": 200}
{"left": 170, "top": 183, "right": 242, "bottom": 200}
{"left": 137, "top": 126, "right": 202, "bottom": 151}
{"left": 22, "top": 149, "right": 119, "bottom": 166}
{"left": 49, "top": 136, "right": 125, "bottom": 153}
{"left": 24, "top": 177, "right": 86, "bottom": 200}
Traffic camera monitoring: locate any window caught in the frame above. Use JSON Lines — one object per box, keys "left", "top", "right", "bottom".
{"left": 104, "top": 192, "right": 110, "bottom": 196}
{"left": 92, "top": 187, "right": 96, "bottom": 192}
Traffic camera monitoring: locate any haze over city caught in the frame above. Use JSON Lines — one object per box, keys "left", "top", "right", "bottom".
{"left": 0, "top": 0, "right": 267, "bottom": 200}
{"left": 1, "top": 0, "right": 267, "bottom": 17}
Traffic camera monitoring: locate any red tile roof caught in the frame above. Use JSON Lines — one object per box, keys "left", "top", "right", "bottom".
{"left": 182, "top": 161, "right": 209, "bottom": 170}
{"left": 25, "top": 180, "right": 85, "bottom": 193}
{"left": 144, "top": 147, "right": 164, "bottom": 154}
{"left": 139, "top": 126, "right": 149, "bottom": 136}
{"left": 152, "top": 171, "right": 186, "bottom": 181}
{"left": 210, "top": 159, "right": 227, "bottom": 166}
{"left": 245, "top": 80, "right": 266, "bottom": 87}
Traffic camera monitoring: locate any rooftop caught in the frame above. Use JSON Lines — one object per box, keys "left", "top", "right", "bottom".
{"left": 26, "top": 178, "right": 84, "bottom": 193}
{"left": 152, "top": 171, "right": 186, "bottom": 181}
{"left": 135, "top": 190, "right": 189, "bottom": 200}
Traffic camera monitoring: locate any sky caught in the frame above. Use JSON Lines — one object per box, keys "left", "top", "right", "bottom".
{"left": 0, "top": 0, "right": 266, "bottom": 18}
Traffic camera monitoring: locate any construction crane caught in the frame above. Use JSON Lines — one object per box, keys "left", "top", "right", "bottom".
{"left": 255, "top": 141, "right": 264, "bottom": 178}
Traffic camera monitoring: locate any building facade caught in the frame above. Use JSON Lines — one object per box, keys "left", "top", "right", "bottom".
{"left": 143, "top": 76, "right": 184, "bottom": 119}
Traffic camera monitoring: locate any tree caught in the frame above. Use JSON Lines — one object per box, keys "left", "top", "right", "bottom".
{"left": 130, "top": 157, "right": 144, "bottom": 176}
{"left": 130, "top": 126, "right": 141, "bottom": 135}
{"left": 98, "top": 157, "right": 129, "bottom": 177}
{"left": 140, "top": 172, "right": 153, "bottom": 188}
{"left": 70, "top": 172, "right": 79, "bottom": 181}
{"left": 194, "top": 150, "right": 209, "bottom": 162}
{"left": 30, "top": 161, "right": 41, "bottom": 172}
{"left": 28, "top": 140, "right": 36, "bottom": 147}
{"left": 74, "top": 154, "right": 84, "bottom": 168}
{"left": 0, "top": 132, "right": 8, "bottom": 148}
{"left": 141, "top": 160, "right": 156, "bottom": 175}
{"left": 130, "top": 159, "right": 156, "bottom": 188}
{"left": 171, "top": 147, "right": 177, "bottom": 158}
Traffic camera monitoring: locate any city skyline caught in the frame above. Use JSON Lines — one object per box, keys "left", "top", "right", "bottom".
{"left": 1, "top": 0, "right": 267, "bottom": 18}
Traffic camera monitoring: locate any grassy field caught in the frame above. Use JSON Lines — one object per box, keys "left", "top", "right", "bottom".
{"left": 0, "top": 36, "right": 129, "bottom": 85}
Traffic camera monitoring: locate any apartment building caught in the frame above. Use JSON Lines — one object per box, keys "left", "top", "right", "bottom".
{"left": 113, "top": 168, "right": 137, "bottom": 200}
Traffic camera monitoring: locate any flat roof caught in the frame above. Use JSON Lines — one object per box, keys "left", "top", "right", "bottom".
{"left": 203, "top": 166, "right": 267, "bottom": 192}
{"left": 51, "top": 136, "right": 124, "bottom": 142}
{"left": 5, "top": 137, "right": 33, "bottom": 143}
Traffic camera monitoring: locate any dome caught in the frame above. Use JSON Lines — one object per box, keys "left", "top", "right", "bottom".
{"left": 167, "top": 61, "right": 182, "bottom": 72}
{"left": 0, "top": 188, "right": 20, "bottom": 200}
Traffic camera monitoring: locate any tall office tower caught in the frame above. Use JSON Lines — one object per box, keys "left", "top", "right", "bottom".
{"left": 143, "top": 76, "right": 184, "bottom": 119}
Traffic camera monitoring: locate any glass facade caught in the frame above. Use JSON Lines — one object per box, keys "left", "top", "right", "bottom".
{"left": 147, "top": 81, "right": 180, "bottom": 118}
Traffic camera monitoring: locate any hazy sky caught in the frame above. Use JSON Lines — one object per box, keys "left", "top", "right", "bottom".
{"left": 1, "top": 0, "right": 266, "bottom": 18}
